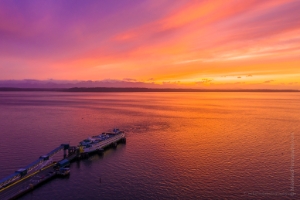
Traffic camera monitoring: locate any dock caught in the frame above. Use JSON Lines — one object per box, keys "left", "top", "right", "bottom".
{"left": 0, "top": 135, "right": 126, "bottom": 200}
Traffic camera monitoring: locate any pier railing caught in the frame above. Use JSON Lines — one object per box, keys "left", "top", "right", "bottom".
{"left": 0, "top": 144, "right": 69, "bottom": 189}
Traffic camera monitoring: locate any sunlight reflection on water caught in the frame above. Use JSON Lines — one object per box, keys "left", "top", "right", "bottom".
{"left": 0, "top": 92, "right": 299, "bottom": 199}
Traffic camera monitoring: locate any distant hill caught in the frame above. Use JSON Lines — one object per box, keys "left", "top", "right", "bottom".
{"left": 0, "top": 87, "right": 298, "bottom": 92}
{"left": 0, "top": 79, "right": 160, "bottom": 88}
{"left": 0, "top": 80, "right": 299, "bottom": 92}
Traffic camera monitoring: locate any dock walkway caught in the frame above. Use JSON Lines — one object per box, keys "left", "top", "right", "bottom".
{"left": 0, "top": 132, "right": 126, "bottom": 200}
{"left": 0, "top": 164, "right": 56, "bottom": 200}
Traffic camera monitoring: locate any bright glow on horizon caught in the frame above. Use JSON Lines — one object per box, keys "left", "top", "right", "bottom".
{"left": 0, "top": 0, "right": 300, "bottom": 89}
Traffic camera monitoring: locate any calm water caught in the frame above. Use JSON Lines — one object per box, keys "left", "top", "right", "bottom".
{"left": 0, "top": 92, "right": 299, "bottom": 199}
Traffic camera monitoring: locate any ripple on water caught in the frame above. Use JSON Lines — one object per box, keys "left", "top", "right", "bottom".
{"left": 0, "top": 92, "right": 299, "bottom": 199}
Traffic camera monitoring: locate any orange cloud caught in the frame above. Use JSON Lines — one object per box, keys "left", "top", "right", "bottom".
{"left": 1, "top": 0, "right": 300, "bottom": 89}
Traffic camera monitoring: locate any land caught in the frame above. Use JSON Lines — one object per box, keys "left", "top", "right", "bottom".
{"left": 0, "top": 87, "right": 299, "bottom": 92}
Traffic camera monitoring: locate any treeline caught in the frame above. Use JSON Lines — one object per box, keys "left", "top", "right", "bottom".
{"left": 0, "top": 87, "right": 298, "bottom": 92}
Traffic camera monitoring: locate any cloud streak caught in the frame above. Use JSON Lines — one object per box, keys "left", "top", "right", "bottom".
{"left": 0, "top": 0, "right": 300, "bottom": 89}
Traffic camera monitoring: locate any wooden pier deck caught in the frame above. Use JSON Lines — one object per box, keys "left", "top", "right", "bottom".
{"left": 0, "top": 133, "right": 126, "bottom": 200}
{"left": 0, "top": 164, "right": 56, "bottom": 200}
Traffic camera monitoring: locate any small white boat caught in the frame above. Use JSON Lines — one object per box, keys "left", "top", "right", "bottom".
{"left": 79, "top": 128, "right": 125, "bottom": 153}
{"left": 57, "top": 167, "right": 70, "bottom": 176}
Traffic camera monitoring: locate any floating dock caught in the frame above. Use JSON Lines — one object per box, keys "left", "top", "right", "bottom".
{"left": 0, "top": 137, "right": 125, "bottom": 200}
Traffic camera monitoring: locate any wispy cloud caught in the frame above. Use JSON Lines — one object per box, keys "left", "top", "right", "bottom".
{"left": 0, "top": 0, "right": 299, "bottom": 89}
{"left": 264, "top": 80, "right": 274, "bottom": 83}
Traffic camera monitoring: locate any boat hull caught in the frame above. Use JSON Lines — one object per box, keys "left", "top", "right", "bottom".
{"left": 82, "top": 132, "right": 125, "bottom": 153}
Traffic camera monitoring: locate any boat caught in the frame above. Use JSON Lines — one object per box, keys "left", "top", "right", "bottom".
{"left": 57, "top": 167, "right": 70, "bottom": 176}
{"left": 79, "top": 128, "right": 125, "bottom": 153}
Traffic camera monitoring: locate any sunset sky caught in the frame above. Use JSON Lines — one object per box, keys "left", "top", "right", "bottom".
{"left": 1, "top": 0, "right": 300, "bottom": 89}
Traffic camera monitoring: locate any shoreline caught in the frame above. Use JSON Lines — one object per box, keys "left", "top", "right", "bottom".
{"left": 0, "top": 87, "right": 299, "bottom": 92}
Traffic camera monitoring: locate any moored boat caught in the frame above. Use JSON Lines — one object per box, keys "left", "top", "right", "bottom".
{"left": 57, "top": 167, "right": 70, "bottom": 176}
{"left": 79, "top": 128, "right": 125, "bottom": 153}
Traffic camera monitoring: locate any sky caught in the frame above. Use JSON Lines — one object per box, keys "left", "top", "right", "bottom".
{"left": 1, "top": 0, "right": 300, "bottom": 89}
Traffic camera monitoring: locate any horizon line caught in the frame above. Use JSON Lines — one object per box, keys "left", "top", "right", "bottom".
{"left": 0, "top": 87, "right": 299, "bottom": 92}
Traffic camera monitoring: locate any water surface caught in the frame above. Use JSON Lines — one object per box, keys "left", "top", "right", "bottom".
{"left": 0, "top": 92, "right": 299, "bottom": 199}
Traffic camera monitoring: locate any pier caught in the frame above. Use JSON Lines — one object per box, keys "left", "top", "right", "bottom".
{"left": 0, "top": 136, "right": 126, "bottom": 200}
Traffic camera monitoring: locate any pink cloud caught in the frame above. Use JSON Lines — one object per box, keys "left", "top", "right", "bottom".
{"left": 0, "top": 0, "right": 300, "bottom": 89}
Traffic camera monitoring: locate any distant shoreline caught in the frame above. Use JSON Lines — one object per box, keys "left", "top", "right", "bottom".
{"left": 0, "top": 87, "right": 299, "bottom": 92}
